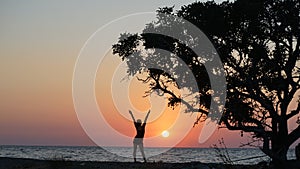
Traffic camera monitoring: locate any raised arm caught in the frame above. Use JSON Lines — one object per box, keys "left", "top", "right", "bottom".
{"left": 143, "top": 110, "right": 151, "bottom": 124}
{"left": 129, "top": 110, "right": 136, "bottom": 122}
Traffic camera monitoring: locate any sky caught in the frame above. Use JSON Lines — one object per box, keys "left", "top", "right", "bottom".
{"left": 0, "top": 0, "right": 299, "bottom": 149}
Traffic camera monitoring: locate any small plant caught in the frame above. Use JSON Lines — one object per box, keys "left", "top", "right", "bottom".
{"left": 212, "top": 138, "right": 233, "bottom": 165}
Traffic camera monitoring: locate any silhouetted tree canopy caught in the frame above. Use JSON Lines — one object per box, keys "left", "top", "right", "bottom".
{"left": 112, "top": 0, "right": 299, "bottom": 166}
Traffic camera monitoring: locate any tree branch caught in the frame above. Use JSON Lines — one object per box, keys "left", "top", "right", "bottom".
{"left": 148, "top": 72, "right": 209, "bottom": 115}
{"left": 287, "top": 102, "right": 300, "bottom": 119}
{"left": 232, "top": 87, "right": 277, "bottom": 119}
{"left": 222, "top": 117, "right": 266, "bottom": 135}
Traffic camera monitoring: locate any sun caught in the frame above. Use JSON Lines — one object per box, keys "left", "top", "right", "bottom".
{"left": 161, "top": 130, "right": 170, "bottom": 138}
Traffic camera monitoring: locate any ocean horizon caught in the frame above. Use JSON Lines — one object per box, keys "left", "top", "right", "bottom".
{"left": 0, "top": 145, "right": 297, "bottom": 165}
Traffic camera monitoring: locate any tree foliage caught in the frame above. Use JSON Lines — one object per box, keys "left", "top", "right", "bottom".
{"left": 112, "top": 0, "right": 300, "bottom": 164}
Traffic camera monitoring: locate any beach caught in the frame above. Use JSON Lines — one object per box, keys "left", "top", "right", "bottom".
{"left": 0, "top": 157, "right": 274, "bottom": 169}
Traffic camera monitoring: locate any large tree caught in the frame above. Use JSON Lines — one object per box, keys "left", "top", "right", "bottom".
{"left": 112, "top": 0, "right": 300, "bottom": 165}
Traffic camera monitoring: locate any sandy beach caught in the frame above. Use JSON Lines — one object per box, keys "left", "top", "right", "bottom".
{"left": 0, "top": 157, "right": 277, "bottom": 169}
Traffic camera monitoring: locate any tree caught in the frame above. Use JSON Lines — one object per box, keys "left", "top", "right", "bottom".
{"left": 112, "top": 0, "right": 300, "bottom": 165}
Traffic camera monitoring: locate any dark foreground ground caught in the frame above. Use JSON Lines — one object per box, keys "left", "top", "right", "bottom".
{"left": 1, "top": 157, "right": 300, "bottom": 169}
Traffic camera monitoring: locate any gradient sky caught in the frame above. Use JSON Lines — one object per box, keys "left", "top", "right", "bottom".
{"left": 0, "top": 0, "right": 299, "bottom": 148}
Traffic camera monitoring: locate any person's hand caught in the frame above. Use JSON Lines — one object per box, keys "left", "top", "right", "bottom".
{"left": 129, "top": 110, "right": 133, "bottom": 115}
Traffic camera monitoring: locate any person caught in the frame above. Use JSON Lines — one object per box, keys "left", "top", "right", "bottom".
{"left": 129, "top": 110, "right": 150, "bottom": 163}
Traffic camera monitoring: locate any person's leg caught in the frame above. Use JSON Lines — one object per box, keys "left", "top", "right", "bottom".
{"left": 138, "top": 143, "right": 146, "bottom": 162}
{"left": 133, "top": 143, "right": 137, "bottom": 162}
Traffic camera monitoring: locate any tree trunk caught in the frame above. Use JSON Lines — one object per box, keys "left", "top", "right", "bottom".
{"left": 277, "top": 120, "right": 288, "bottom": 160}
{"left": 271, "top": 141, "right": 288, "bottom": 169}
{"left": 296, "top": 143, "right": 300, "bottom": 160}
{"left": 271, "top": 110, "right": 289, "bottom": 169}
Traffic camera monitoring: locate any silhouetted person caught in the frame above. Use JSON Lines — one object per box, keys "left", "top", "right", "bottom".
{"left": 129, "top": 110, "right": 150, "bottom": 163}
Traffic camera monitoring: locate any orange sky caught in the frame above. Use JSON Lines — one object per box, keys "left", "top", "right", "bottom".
{"left": 0, "top": 0, "right": 299, "bottom": 148}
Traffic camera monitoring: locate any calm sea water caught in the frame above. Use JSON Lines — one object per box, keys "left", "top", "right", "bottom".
{"left": 0, "top": 145, "right": 296, "bottom": 165}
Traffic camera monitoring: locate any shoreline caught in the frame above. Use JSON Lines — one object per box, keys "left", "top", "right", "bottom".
{"left": 1, "top": 157, "right": 300, "bottom": 169}
{"left": 0, "top": 157, "right": 271, "bottom": 169}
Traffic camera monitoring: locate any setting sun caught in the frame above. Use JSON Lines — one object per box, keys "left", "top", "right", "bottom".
{"left": 161, "top": 130, "right": 170, "bottom": 138}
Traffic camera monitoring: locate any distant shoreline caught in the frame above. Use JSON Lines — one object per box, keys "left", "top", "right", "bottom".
{"left": 1, "top": 145, "right": 297, "bottom": 151}
{"left": 0, "top": 157, "right": 295, "bottom": 169}
{"left": 0, "top": 145, "right": 264, "bottom": 148}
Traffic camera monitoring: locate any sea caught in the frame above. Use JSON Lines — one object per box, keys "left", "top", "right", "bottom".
{"left": 0, "top": 145, "right": 296, "bottom": 165}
